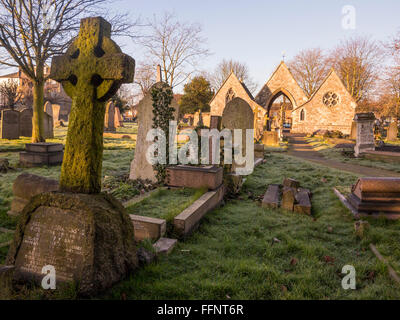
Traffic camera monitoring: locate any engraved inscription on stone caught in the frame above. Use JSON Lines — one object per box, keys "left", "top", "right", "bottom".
{"left": 14, "top": 206, "right": 90, "bottom": 282}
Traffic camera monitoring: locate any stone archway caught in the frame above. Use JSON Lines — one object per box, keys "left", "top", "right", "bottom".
{"left": 265, "top": 88, "right": 296, "bottom": 131}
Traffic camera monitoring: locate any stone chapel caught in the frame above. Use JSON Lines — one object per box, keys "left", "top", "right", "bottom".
{"left": 210, "top": 61, "right": 357, "bottom": 135}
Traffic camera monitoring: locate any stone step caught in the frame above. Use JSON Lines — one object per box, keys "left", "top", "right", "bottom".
{"left": 153, "top": 238, "right": 177, "bottom": 255}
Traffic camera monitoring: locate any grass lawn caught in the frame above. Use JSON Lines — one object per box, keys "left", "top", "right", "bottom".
{"left": 0, "top": 123, "right": 138, "bottom": 231}
{"left": 100, "top": 154, "right": 400, "bottom": 300}
{"left": 126, "top": 188, "right": 207, "bottom": 223}
{"left": 1, "top": 137, "right": 400, "bottom": 299}
{"left": 306, "top": 136, "right": 400, "bottom": 173}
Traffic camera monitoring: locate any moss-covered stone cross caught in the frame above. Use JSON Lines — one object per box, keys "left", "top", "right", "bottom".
{"left": 50, "top": 17, "right": 135, "bottom": 194}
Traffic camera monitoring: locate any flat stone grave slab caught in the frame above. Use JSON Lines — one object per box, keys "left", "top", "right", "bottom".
{"left": 20, "top": 143, "right": 63, "bottom": 167}
{"left": 173, "top": 184, "right": 225, "bottom": 238}
{"left": 153, "top": 238, "right": 177, "bottom": 255}
{"left": 129, "top": 214, "right": 166, "bottom": 242}
{"left": 166, "top": 165, "right": 223, "bottom": 190}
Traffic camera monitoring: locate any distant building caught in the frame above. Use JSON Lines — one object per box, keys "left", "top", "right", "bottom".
{"left": 0, "top": 67, "right": 71, "bottom": 119}
{"left": 210, "top": 61, "right": 357, "bottom": 135}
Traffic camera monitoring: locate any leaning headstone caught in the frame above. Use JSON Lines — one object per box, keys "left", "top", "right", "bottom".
{"left": 129, "top": 81, "right": 179, "bottom": 183}
{"left": 44, "top": 101, "right": 53, "bottom": 117}
{"left": 387, "top": 121, "right": 398, "bottom": 141}
{"left": 19, "top": 108, "right": 33, "bottom": 137}
{"left": 0, "top": 109, "right": 20, "bottom": 139}
{"left": 104, "top": 101, "right": 116, "bottom": 132}
{"left": 7, "top": 17, "right": 137, "bottom": 296}
{"left": 354, "top": 112, "right": 376, "bottom": 157}
{"left": 221, "top": 97, "right": 254, "bottom": 174}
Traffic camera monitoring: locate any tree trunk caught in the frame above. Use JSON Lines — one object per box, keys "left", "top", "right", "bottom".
{"left": 31, "top": 80, "right": 45, "bottom": 143}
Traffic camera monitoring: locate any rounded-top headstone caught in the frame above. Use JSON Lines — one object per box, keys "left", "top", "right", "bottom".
{"left": 222, "top": 97, "right": 254, "bottom": 130}
{"left": 44, "top": 101, "right": 53, "bottom": 117}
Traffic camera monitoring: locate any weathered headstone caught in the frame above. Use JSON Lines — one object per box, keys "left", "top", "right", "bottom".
{"left": 52, "top": 104, "right": 60, "bottom": 122}
{"left": 129, "top": 81, "right": 179, "bottom": 183}
{"left": 8, "top": 173, "right": 59, "bottom": 217}
{"left": 350, "top": 121, "right": 357, "bottom": 139}
{"left": 19, "top": 108, "right": 33, "bottom": 137}
{"left": 114, "top": 106, "right": 123, "bottom": 127}
{"left": 221, "top": 97, "right": 254, "bottom": 174}
{"left": 387, "top": 121, "right": 398, "bottom": 141}
{"left": 262, "top": 131, "right": 279, "bottom": 146}
{"left": 354, "top": 113, "right": 376, "bottom": 157}
{"left": 43, "top": 112, "right": 54, "bottom": 139}
{"left": 7, "top": 17, "right": 137, "bottom": 296}
{"left": 44, "top": 101, "right": 53, "bottom": 117}
{"left": 0, "top": 109, "right": 20, "bottom": 139}
{"left": 104, "top": 101, "right": 116, "bottom": 132}
{"left": 210, "top": 115, "right": 222, "bottom": 130}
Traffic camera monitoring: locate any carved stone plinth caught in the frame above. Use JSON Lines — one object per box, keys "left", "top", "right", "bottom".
{"left": 6, "top": 192, "right": 137, "bottom": 296}
{"left": 19, "top": 143, "right": 63, "bottom": 167}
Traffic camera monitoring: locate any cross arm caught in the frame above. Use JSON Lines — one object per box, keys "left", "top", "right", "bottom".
{"left": 50, "top": 54, "right": 76, "bottom": 82}
{"left": 96, "top": 53, "right": 135, "bottom": 84}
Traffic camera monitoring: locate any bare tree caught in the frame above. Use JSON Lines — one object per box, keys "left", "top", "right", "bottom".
{"left": 376, "top": 67, "right": 400, "bottom": 119}
{"left": 0, "top": 0, "right": 140, "bottom": 142}
{"left": 134, "top": 62, "right": 157, "bottom": 96}
{"left": 287, "top": 48, "right": 328, "bottom": 97}
{"left": 328, "top": 36, "right": 384, "bottom": 102}
{"left": 0, "top": 79, "right": 21, "bottom": 108}
{"left": 141, "top": 12, "right": 210, "bottom": 88}
{"left": 208, "top": 59, "right": 257, "bottom": 93}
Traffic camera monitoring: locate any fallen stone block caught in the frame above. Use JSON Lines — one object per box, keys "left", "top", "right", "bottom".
{"left": 153, "top": 238, "right": 177, "bottom": 255}
{"left": 282, "top": 187, "right": 296, "bottom": 211}
{"left": 283, "top": 178, "right": 300, "bottom": 189}
{"left": 262, "top": 184, "right": 280, "bottom": 209}
{"left": 129, "top": 214, "right": 166, "bottom": 242}
{"left": 294, "top": 189, "right": 312, "bottom": 215}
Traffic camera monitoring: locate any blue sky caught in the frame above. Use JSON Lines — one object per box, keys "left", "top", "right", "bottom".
{"left": 114, "top": 0, "right": 400, "bottom": 93}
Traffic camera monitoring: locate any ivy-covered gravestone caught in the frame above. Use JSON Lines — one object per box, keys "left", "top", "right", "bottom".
{"left": 6, "top": 17, "right": 137, "bottom": 296}
{"left": 129, "top": 74, "right": 179, "bottom": 184}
